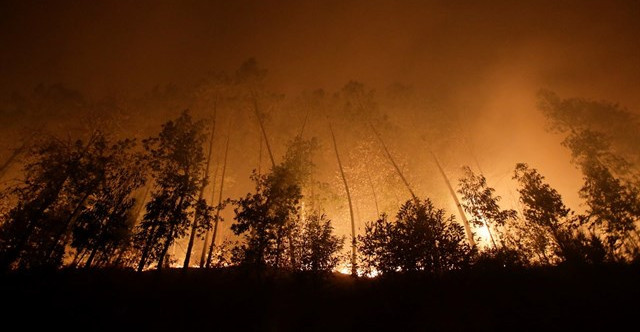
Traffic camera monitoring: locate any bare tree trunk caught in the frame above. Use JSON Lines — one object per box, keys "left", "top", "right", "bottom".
{"left": 206, "top": 135, "right": 230, "bottom": 268}
{"left": 137, "top": 226, "right": 157, "bottom": 272}
{"left": 257, "top": 132, "right": 263, "bottom": 176}
{"left": 71, "top": 248, "right": 86, "bottom": 268}
{"left": 430, "top": 151, "right": 476, "bottom": 247}
{"left": 365, "top": 166, "right": 380, "bottom": 217}
{"left": 330, "top": 123, "right": 357, "bottom": 277}
{"left": 84, "top": 247, "right": 98, "bottom": 269}
{"left": 199, "top": 161, "right": 219, "bottom": 267}
{"left": 370, "top": 123, "right": 417, "bottom": 201}
{"left": 157, "top": 227, "right": 175, "bottom": 271}
{"left": 252, "top": 98, "right": 276, "bottom": 168}
{"left": 184, "top": 111, "right": 217, "bottom": 270}
{"left": 483, "top": 220, "right": 498, "bottom": 249}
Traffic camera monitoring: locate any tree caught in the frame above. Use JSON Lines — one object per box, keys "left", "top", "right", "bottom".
{"left": 0, "top": 132, "right": 107, "bottom": 270}
{"left": 359, "top": 198, "right": 474, "bottom": 275}
{"left": 513, "top": 163, "right": 605, "bottom": 264}
{"left": 563, "top": 130, "right": 640, "bottom": 259}
{"left": 538, "top": 91, "right": 640, "bottom": 260}
{"left": 538, "top": 90, "right": 640, "bottom": 168}
{"left": 329, "top": 123, "right": 357, "bottom": 276}
{"left": 134, "top": 111, "right": 210, "bottom": 271}
{"left": 231, "top": 170, "right": 301, "bottom": 269}
{"left": 231, "top": 137, "right": 316, "bottom": 270}
{"left": 297, "top": 212, "right": 344, "bottom": 274}
{"left": 70, "top": 139, "right": 147, "bottom": 268}
{"left": 458, "top": 166, "right": 517, "bottom": 248}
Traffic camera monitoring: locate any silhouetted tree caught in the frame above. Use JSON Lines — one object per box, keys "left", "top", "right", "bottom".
{"left": 359, "top": 198, "right": 474, "bottom": 275}
{"left": 231, "top": 137, "right": 316, "bottom": 270}
{"left": 231, "top": 170, "right": 301, "bottom": 269}
{"left": 184, "top": 116, "right": 216, "bottom": 270}
{"left": 538, "top": 90, "right": 640, "bottom": 169}
{"left": 458, "top": 166, "right": 517, "bottom": 248}
{"left": 0, "top": 131, "right": 108, "bottom": 269}
{"left": 538, "top": 91, "right": 640, "bottom": 259}
{"left": 70, "top": 139, "right": 147, "bottom": 268}
{"left": 297, "top": 212, "right": 344, "bottom": 274}
{"left": 563, "top": 131, "right": 640, "bottom": 259}
{"left": 513, "top": 163, "right": 605, "bottom": 264}
{"left": 134, "top": 111, "right": 210, "bottom": 271}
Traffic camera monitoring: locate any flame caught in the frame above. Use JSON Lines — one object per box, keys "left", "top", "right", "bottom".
{"left": 474, "top": 223, "right": 493, "bottom": 248}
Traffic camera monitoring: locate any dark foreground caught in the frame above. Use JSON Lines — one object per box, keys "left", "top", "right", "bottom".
{"left": 2, "top": 265, "right": 638, "bottom": 331}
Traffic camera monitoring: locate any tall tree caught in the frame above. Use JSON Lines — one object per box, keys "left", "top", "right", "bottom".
{"left": 205, "top": 134, "right": 230, "bottom": 268}
{"left": 184, "top": 114, "right": 217, "bottom": 269}
{"left": 513, "top": 163, "right": 605, "bottom": 264}
{"left": 231, "top": 137, "right": 315, "bottom": 269}
{"left": 432, "top": 152, "right": 476, "bottom": 247}
{"left": 71, "top": 139, "right": 147, "bottom": 268}
{"left": 0, "top": 132, "right": 103, "bottom": 270}
{"left": 563, "top": 131, "right": 640, "bottom": 259}
{"left": 329, "top": 123, "right": 357, "bottom": 276}
{"left": 458, "top": 166, "right": 517, "bottom": 248}
{"left": 134, "top": 111, "right": 209, "bottom": 271}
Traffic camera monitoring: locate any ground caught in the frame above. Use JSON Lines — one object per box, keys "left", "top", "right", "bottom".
{"left": 2, "top": 265, "right": 638, "bottom": 331}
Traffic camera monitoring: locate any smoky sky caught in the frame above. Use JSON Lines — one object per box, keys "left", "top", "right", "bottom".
{"left": 1, "top": 0, "right": 639, "bottom": 102}
{"left": 2, "top": 0, "right": 640, "bottom": 220}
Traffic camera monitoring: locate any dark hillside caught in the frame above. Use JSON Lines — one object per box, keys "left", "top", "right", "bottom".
{"left": 3, "top": 265, "right": 638, "bottom": 331}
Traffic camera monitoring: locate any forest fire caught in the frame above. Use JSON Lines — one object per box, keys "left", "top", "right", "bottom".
{"left": 1, "top": 0, "right": 640, "bottom": 330}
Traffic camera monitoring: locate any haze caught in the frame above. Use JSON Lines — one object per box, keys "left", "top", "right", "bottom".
{"left": 2, "top": 0, "right": 640, "bottom": 244}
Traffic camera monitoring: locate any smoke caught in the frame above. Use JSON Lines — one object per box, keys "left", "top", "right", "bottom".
{"left": 2, "top": 0, "right": 640, "bottom": 237}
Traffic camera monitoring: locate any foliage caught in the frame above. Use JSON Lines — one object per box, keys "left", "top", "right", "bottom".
{"left": 297, "top": 212, "right": 344, "bottom": 273}
{"left": 458, "top": 166, "right": 517, "bottom": 247}
{"left": 359, "top": 198, "right": 475, "bottom": 275}
{"left": 563, "top": 130, "right": 640, "bottom": 259}
{"left": 231, "top": 136, "right": 317, "bottom": 270}
{"left": 71, "top": 139, "right": 147, "bottom": 268}
{"left": 538, "top": 91, "right": 640, "bottom": 261}
{"left": 134, "top": 110, "right": 210, "bottom": 271}
{"left": 231, "top": 170, "right": 302, "bottom": 269}
{"left": 513, "top": 163, "right": 606, "bottom": 264}
{"left": 0, "top": 129, "right": 150, "bottom": 270}
{"left": 538, "top": 89, "right": 640, "bottom": 167}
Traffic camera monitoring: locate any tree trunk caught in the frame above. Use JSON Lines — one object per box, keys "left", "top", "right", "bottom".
{"left": 252, "top": 98, "right": 276, "bottom": 169}
{"left": 329, "top": 123, "right": 358, "bottom": 277}
{"left": 84, "top": 247, "right": 98, "bottom": 269}
{"left": 157, "top": 231, "right": 173, "bottom": 271}
{"left": 431, "top": 151, "right": 477, "bottom": 248}
{"left": 47, "top": 186, "right": 97, "bottom": 261}
{"left": 200, "top": 161, "right": 220, "bottom": 267}
{"left": 365, "top": 166, "right": 380, "bottom": 217}
{"left": 184, "top": 111, "right": 217, "bottom": 269}
{"left": 137, "top": 226, "right": 157, "bottom": 272}
{"left": 0, "top": 174, "right": 69, "bottom": 270}
{"left": 71, "top": 248, "right": 86, "bottom": 268}
{"left": 206, "top": 135, "right": 230, "bottom": 268}
{"left": 483, "top": 220, "right": 498, "bottom": 249}
{"left": 370, "top": 123, "right": 417, "bottom": 201}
